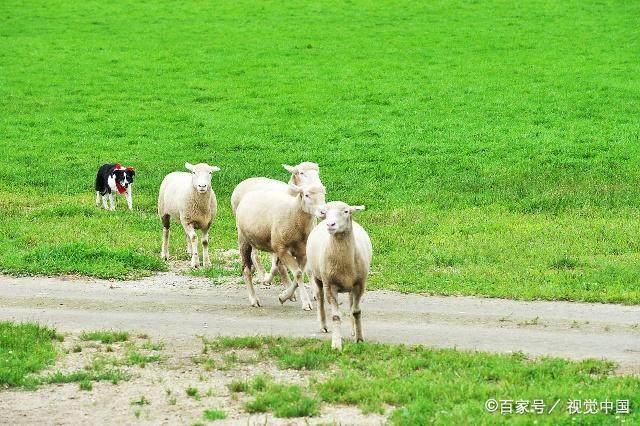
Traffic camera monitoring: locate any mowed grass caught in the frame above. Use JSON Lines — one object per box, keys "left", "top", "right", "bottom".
{"left": 1, "top": 1, "right": 640, "bottom": 303}
{"left": 207, "top": 336, "right": 640, "bottom": 424}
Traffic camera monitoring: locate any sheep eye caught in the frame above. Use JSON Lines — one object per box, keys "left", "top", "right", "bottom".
{"left": 299, "top": 172, "right": 305, "bottom": 176}
{"left": 344, "top": 210, "right": 350, "bottom": 214}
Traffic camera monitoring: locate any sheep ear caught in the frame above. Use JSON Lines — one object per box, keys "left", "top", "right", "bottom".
{"left": 350, "top": 205, "right": 365, "bottom": 213}
{"left": 283, "top": 164, "right": 297, "bottom": 174}
{"left": 287, "top": 183, "right": 302, "bottom": 195}
{"left": 209, "top": 165, "right": 220, "bottom": 173}
{"left": 185, "top": 162, "right": 194, "bottom": 171}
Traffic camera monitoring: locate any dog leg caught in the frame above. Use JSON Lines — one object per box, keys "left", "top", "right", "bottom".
{"left": 125, "top": 187, "right": 133, "bottom": 210}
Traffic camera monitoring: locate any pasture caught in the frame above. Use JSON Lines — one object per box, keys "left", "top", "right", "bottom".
{"left": 2, "top": 0, "right": 640, "bottom": 303}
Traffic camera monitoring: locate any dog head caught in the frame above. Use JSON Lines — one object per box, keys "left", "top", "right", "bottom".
{"left": 113, "top": 164, "right": 135, "bottom": 193}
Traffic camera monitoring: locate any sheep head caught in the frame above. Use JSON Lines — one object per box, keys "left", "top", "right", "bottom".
{"left": 283, "top": 162, "right": 321, "bottom": 187}
{"left": 185, "top": 162, "right": 220, "bottom": 194}
{"left": 316, "top": 201, "right": 365, "bottom": 234}
{"left": 288, "top": 183, "right": 326, "bottom": 215}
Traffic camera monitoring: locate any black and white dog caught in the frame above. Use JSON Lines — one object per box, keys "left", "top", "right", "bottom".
{"left": 95, "top": 163, "right": 135, "bottom": 211}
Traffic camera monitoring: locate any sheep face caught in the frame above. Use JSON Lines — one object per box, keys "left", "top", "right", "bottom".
{"left": 283, "top": 162, "right": 321, "bottom": 187}
{"left": 185, "top": 162, "right": 220, "bottom": 194}
{"left": 288, "top": 183, "right": 326, "bottom": 215}
{"left": 317, "top": 201, "right": 365, "bottom": 234}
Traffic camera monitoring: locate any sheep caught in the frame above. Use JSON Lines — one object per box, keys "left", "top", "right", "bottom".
{"left": 158, "top": 162, "right": 220, "bottom": 268}
{"left": 235, "top": 182, "right": 326, "bottom": 310}
{"left": 305, "top": 201, "right": 372, "bottom": 350}
{"left": 231, "top": 162, "right": 321, "bottom": 284}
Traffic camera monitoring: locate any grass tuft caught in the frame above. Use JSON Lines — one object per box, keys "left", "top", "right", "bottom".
{"left": 131, "top": 395, "right": 151, "bottom": 406}
{"left": 80, "top": 330, "right": 129, "bottom": 344}
{"left": 549, "top": 256, "right": 581, "bottom": 270}
{"left": 203, "top": 409, "right": 227, "bottom": 421}
{"left": 125, "top": 349, "right": 162, "bottom": 368}
{"left": 186, "top": 386, "right": 200, "bottom": 399}
{"left": 78, "top": 379, "right": 92, "bottom": 391}
{"left": 0, "top": 321, "right": 58, "bottom": 388}
{"left": 228, "top": 380, "right": 249, "bottom": 393}
{"left": 245, "top": 381, "right": 319, "bottom": 418}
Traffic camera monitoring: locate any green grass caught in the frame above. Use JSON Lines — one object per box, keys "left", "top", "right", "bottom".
{"left": 124, "top": 349, "right": 162, "bottom": 368}
{"left": 80, "top": 330, "right": 129, "bottom": 344}
{"left": 41, "top": 368, "right": 129, "bottom": 386}
{"left": 141, "top": 340, "right": 165, "bottom": 351}
{"left": 227, "top": 380, "right": 249, "bottom": 393}
{"left": 245, "top": 381, "right": 320, "bottom": 418}
{"left": 203, "top": 409, "right": 227, "bottom": 421}
{"left": 186, "top": 386, "right": 200, "bottom": 399}
{"left": 227, "top": 372, "right": 320, "bottom": 418}
{"left": 131, "top": 395, "right": 151, "bottom": 406}
{"left": 1, "top": 0, "right": 640, "bottom": 303}
{"left": 206, "top": 336, "right": 640, "bottom": 424}
{"left": 0, "top": 322, "right": 59, "bottom": 388}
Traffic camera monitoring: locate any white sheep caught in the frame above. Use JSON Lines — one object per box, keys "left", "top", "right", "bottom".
{"left": 231, "top": 162, "right": 321, "bottom": 284}
{"left": 158, "top": 162, "right": 220, "bottom": 268}
{"left": 235, "top": 183, "right": 326, "bottom": 310}
{"left": 305, "top": 201, "right": 372, "bottom": 350}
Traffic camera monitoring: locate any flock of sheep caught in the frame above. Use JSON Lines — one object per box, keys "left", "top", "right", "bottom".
{"left": 157, "top": 162, "right": 372, "bottom": 349}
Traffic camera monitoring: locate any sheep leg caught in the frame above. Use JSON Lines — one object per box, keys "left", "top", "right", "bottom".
{"left": 240, "top": 240, "right": 260, "bottom": 307}
{"left": 108, "top": 193, "right": 116, "bottom": 211}
{"left": 350, "top": 288, "right": 364, "bottom": 342}
{"left": 251, "top": 249, "right": 266, "bottom": 282}
{"left": 326, "top": 285, "right": 342, "bottom": 350}
{"left": 274, "top": 259, "right": 296, "bottom": 301}
{"left": 277, "top": 253, "right": 298, "bottom": 303}
{"left": 101, "top": 194, "right": 108, "bottom": 210}
{"left": 313, "top": 275, "right": 328, "bottom": 333}
{"left": 295, "top": 254, "right": 312, "bottom": 310}
{"left": 160, "top": 214, "right": 170, "bottom": 260}
{"left": 349, "top": 293, "right": 356, "bottom": 338}
{"left": 277, "top": 252, "right": 312, "bottom": 310}
{"left": 310, "top": 275, "right": 318, "bottom": 301}
{"left": 279, "top": 260, "right": 296, "bottom": 302}
{"left": 263, "top": 254, "right": 280, "bottom": 284}
{"left": 95, "top": 191, "right": 101, "bottom": 207}
{"left": 181, "top": 220, "right": 199, "bottom": 268}
{"left": 185, "top": 233, "right": 192, "bottom": 255}
{"left": 201, "top": 227, "right": 211, "bottom": 268}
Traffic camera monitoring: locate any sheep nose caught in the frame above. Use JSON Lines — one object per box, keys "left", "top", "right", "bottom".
{"left": 327, "top": 222, "right": 336, "bottom": 227}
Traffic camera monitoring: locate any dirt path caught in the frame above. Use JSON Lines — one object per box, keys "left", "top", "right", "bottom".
{"left": 1, "top": 271, "right": 639, "bottom": 374}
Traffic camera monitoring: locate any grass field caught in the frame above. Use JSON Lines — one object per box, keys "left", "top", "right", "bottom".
{"left": 1, "top": 0, "right": 639, "bottom": 303}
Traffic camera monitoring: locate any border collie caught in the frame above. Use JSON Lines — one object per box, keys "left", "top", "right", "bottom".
{"left": 95, "top": 163, "right": 135, "bottom": 211}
